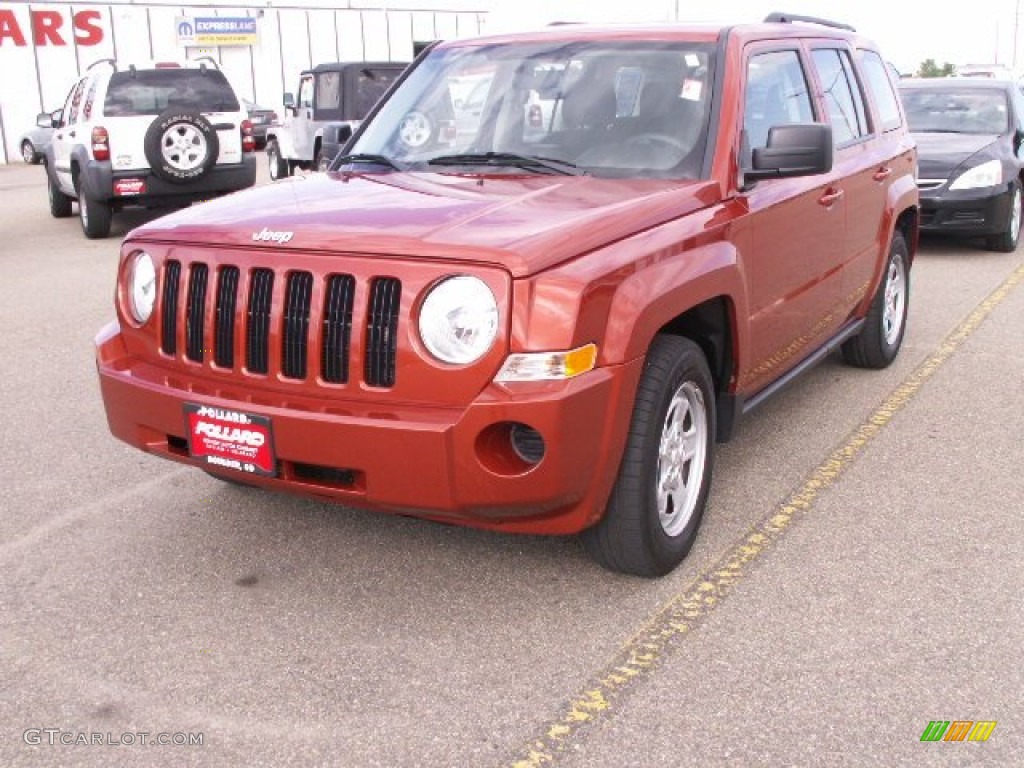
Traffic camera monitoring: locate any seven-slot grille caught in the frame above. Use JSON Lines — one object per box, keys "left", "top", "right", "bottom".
{"left": 160, "top": 260, "right": 401, "bottom": 387}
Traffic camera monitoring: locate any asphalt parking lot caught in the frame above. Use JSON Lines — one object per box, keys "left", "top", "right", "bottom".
{"left": 1, "top": 158, "right": 1021, "bottom": 767}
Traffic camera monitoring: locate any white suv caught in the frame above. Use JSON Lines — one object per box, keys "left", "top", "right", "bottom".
{"left": 43, "top": 59, "right": 257, "bottom": 238}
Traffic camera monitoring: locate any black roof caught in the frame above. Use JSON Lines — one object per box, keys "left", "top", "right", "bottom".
{"left": 303, "top": 61, "right": 409, "bottom": 76}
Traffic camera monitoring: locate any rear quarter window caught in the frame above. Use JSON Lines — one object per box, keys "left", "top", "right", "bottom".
{"left": 103, "top": 69, "right": 240, "bottom": 117}
{"left": 858, "top": 50, "right": 903, "bottom": 132}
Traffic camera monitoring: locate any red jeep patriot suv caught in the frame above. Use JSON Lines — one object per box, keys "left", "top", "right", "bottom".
{"left": 96, "top": 14, "right": 918, "bottom": 577}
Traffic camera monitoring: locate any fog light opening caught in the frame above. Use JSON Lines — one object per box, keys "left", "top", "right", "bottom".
{"left": 510, "top": 423, "right": 545, "bottom": 465}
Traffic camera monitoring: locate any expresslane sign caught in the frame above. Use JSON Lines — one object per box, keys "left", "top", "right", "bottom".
{"left": 176, "top": 16, "right": 257, "bottom": 47}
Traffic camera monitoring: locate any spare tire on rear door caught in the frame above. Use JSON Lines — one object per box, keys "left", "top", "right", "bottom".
{"left": 144, "top": 110, "right": 219, "bottom": 184}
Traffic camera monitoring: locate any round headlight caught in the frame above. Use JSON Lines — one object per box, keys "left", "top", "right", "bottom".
{"left": 128, "top": 251, "right": 157, "bottom": 324}
{"left": 419, "top": 275, "right": 498, "bottom": 364}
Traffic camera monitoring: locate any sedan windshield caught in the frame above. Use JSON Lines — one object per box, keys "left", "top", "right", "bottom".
{"left": 350, "top": 39, "right": 716, "bottom": 179}
{"left": 901, "top": 88, "right": 1010, "bottom": 134}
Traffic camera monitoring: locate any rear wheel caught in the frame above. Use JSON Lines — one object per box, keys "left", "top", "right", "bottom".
{"left": 47, "top": 171, "right": 73, "bottom": 218}
{"left": 986, "top": 181, "right": 1021, "bottom": 252}
{"left": 842, "top": 231, "right": 909, "bottom": 369}
{"left": 267, "top": 140, "right": 290, "bottom": 180}
{"left": 582, "top": 335, "right": 716, "bottom": 577}
{"left": 78, "top": 188, "right": 112, "bottom": 239}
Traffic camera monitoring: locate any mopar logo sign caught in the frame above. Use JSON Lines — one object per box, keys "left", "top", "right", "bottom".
{"left": 176, "top": 16, "right": 258, "bottom": 47}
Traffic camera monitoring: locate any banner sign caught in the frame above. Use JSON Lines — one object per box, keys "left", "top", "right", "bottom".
{"left": 176, "top": 16, "right": 257, "bottom": 47}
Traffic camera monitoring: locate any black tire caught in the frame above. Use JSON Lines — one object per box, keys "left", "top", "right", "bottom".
{"left": 22, "top": 140, "right": 40, "bottom": 164}
{"left": 316, "top": 149, "right": 331, "bottom": 172}
{"left": 842, "top": 231, "right": 910, "bottom": 369}
{"left": 582, "top": 335, "right": 716, "bottom": 577}
{"left": 78, "top": 188, "right": 112, "bottom": 239}
{"left": 144, "top": 110, "right": 219, "bottom": 184}
{"left": 266, "top": 139, "right": 290, "bottom": 180}
{"left": 986, "top": 181, "right": 1021, "bottom": 252}
{"left": 47, "top": 170, "right": 73, "bottom": 218}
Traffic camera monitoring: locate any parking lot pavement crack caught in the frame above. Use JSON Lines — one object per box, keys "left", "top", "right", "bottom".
{"left": 0, "top": 467, "right": 191, "bottom": 561}
{"left": 506, "top": 260, "right": 1024, "bottom": 768}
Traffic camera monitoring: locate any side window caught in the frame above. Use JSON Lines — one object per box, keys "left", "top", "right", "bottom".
{"left": 859, "top": 50, "right": 903, "bottom": 132}
{"left": 743, "top": 49, "right": 815, "bottom": 164}
{"left": 316, "top": 71, "right": 341, "bottom": 110}
{"left": 82, "top": 78, "right": 99, "bottom": 122}
{"left": 811, "top": 48, "right": 867, "bottom": 144}
{"left": 63, "top": 79, "right": 86, "bottom": 126}
{"left": 298, "top": 76, "right": 314, "bottom": 109}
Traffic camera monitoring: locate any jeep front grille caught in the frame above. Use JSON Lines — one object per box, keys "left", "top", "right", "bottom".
{"left": 365, "top": 277, "right": 401, "bottom": 388}
{"left": 161, "top": 261, "right": 401, "bottom": 388}
{"left": 160, "top": 260, "right": 181, "bottom": 356}
{"left": 185, "top": 263, "right": 209, "bottom": 362}
{"left": 246, "top": 268, "right": 274, "bottom": 374}
{"left": 281, "top": 271, "right": 314, "bottom": 379}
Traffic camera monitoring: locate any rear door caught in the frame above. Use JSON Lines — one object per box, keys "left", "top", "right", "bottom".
{"left": 807, "top": 43, "right": 892, "bottom": 317}
{"left": 52, "top": 77, "right": 88, "bottom": 192}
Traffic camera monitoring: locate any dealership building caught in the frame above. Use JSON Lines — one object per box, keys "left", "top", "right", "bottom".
{"left": 0, "top": 0, "right": 489, "bottom": 163}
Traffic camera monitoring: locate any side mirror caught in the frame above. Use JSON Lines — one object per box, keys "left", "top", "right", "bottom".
{"left": 747, "top": 123, "right": 833, "bottom": 181}
{"left": 38, "top": 112, "right": 56, "bottom": 128}
{"left": 282, "top": 92, "right": 295, "bottom": 109}
{"left": 1013, "top": 127, "right": 1024, "bottom": 154}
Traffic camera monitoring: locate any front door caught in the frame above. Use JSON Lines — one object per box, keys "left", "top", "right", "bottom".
{"left": 738, "top": 45, "right": 847, "bottom": 396}
{"left": 291, "top": 74, "right": 316, "bottom": 161}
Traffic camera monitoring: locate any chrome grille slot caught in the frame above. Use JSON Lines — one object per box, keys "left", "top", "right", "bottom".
{"left": 281, "top": 271, "right": 314, "bottom": 379}
{"left": 365, "top": 277, "right": 401, "bottom": 388}
{"left": 160, "top": 260, "right": 181, "bottom": 355}
{"left": 246, "top": 268, "right": 274, "bottom": 374}
{"left": 185, "top": 263, "right": 209, "bottom": 363}
{"left": 214, "top": 266, "right": 239, "bottom": 368}
{"left": 321, "top": 274, "right": 356, "bottom": 384}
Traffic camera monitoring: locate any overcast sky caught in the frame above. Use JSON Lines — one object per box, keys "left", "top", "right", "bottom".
{"left": 482, "top": 0, "right": 1018, "bottom": 74}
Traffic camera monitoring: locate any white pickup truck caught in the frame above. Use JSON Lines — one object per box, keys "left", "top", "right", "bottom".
{"left": 265, "top": 61, "right": 408, "bottom": 177}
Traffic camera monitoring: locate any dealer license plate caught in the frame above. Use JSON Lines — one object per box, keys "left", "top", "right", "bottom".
{"left": 184, "top": 404, "right": 276, "bottom": 476}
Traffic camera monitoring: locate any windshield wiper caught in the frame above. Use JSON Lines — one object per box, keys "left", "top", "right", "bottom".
{"left": 427, "top": 152, "right": 584, "bottom": 176}
{"left": 332, "top": 153, "right": 403, "bottom": 171}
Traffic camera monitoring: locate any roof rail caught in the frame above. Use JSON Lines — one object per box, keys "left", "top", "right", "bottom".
{"left": 764, "top": 12, "right": 855, "bottom": 32}
{"left": 86, "top": 58, "right": 117, "bottom": 72}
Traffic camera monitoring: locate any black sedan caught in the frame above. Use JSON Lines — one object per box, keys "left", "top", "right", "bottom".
{"left": 243, "top": 99, "right": 277, "bottom": 149}
{"left": 899, "top": 78, "right": 1024, "bottom": 251}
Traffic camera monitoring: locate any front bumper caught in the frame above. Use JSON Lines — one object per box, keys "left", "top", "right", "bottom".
{"left": 82, "top": 155, "right": 258, "bottom": 207}
{"left": 918, "top": 182, "right": 1014, "bottom": 235}
{"left": 96, "top": 322, "right": 642, "bottom": 535}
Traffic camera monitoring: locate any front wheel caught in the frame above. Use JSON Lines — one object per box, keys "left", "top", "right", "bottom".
{"left": 47, "top": 171, "right": 73, "bottom": 218}
{"left": 842, "top": 231, "right": 910, "bottom": 369}
{"left": 266, "top": 140, "right": 290, "bottom": 181}
{"left": 987, "top": 182, "right": 1021, "bottom": 252}
{"left": 22, "top": 141, "right": 40, "bottom": 164}
{"left": 582, "top": 335, "right": 716, "bottom": 577}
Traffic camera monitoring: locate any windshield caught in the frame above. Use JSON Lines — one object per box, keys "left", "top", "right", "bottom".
{"left": 350, "top": 40, "right": 716, "bottom": 178}
{"left": 901, "top": 88, "right": 1010, "bottom": 134}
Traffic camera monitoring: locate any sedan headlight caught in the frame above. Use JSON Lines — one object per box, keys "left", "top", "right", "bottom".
{"left": 949, "top": 159, "right": 1002, "bottom": 190}
{"left": 127, "top": 251, "right": 157, "bottom": 324}
{"left": 418, "top": 275, "right": 498, "bottom": 364}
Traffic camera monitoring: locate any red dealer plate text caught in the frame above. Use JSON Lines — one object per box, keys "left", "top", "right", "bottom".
{"left": 184, "top": 404, "right": 276, "bottom": 476}
{"left": 114, "top": 178, "right": 146, "bottom": 196}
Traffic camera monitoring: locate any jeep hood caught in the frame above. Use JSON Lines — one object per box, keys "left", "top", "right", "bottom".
{"left": 129, "top": 171, "right": 720, "bottom": 277}
{"left": 911, "top": 132, "right": 1000, "bottom": 179}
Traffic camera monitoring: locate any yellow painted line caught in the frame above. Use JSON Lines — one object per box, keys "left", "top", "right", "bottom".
{"left": 510, "top": 261, "right": 1024, "bottom": 768}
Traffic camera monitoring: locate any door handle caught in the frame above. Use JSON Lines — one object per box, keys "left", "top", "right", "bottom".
{"left": 818, "top": 188, "right": 844, "bottom": 207}
{"left": 873, "top": 166, "right": 893, "bottom": 182}
{"left": 68, "top": 131, "right": 76, "bottom": 138}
